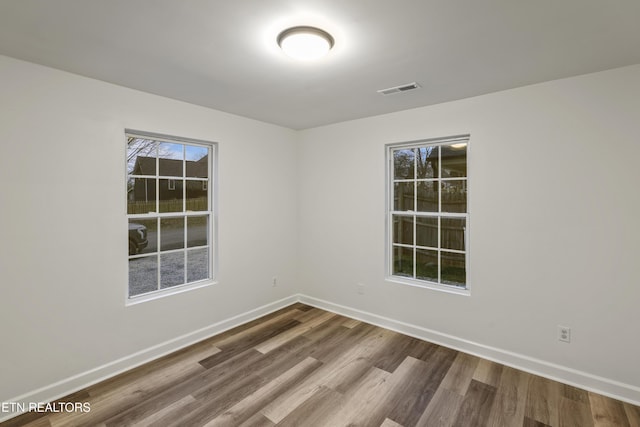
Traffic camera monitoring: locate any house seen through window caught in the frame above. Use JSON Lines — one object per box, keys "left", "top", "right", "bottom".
{"left": 387, "top": 136, "right": 469, "bottom": 291}
{"left": 126, "top": 131, "right": 216, "bottom": 299}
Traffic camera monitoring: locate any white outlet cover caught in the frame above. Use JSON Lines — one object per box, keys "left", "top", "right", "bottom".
{"left": 558, "top": 326, "right": 571, "bottom": 343}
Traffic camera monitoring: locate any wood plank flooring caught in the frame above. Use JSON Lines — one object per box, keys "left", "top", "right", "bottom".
{"left": 3, "top": 303, "right": 639, "bottom": 427}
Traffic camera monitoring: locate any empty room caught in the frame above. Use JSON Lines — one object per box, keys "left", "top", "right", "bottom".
{"left": 1, "top": 1, "right": 639, "bottom": 426}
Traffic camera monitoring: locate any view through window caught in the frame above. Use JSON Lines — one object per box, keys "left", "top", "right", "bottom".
{"left": 126, "top": 131, "right": 215, "bottom": 299}
{"left": 388, "top": 136, "right": 469, "bottom": 290}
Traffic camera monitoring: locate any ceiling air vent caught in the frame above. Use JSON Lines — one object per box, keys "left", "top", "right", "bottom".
{"left": 377, "top": 82, "right": 421, "bottom": 96}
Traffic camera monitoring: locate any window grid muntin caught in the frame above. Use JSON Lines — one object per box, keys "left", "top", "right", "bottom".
{"left": 388, "top": 137, "right": 468, "bottom": 289}
{"left": 127, "top": 132, "right": 214, "bottom": 299}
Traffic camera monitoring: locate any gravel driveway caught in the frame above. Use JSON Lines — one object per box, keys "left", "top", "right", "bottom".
{"left": 129, "top": 248, "right": 209, "bottom": 296}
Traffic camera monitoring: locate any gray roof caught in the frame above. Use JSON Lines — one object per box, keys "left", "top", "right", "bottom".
{"left": 133, "top": 156, "right": 208, "bottom": 178}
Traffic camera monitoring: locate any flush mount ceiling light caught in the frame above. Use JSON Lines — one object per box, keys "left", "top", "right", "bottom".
{"left": 277, "top": 26, "right": 334, "bottom": 60}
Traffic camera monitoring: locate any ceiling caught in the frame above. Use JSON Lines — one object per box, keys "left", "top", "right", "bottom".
{"left": 1, "top": 1, "right": 639, "bottom": 130}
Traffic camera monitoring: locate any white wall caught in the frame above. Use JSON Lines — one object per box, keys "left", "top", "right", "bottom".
{"left": 0, "top": 55, "right": 299, "bottom": 404}
{"left": 1, "top": 53, "right": 639, "bottom": 411}
{"left": 297, "top": 65, "right": 640, "bottom": 399}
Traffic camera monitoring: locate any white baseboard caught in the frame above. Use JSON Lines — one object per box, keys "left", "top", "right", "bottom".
{"left": 0, "top": 295, "right": 298, "bottom": 423}
{"left": 3, "top": 292, "right": 638, "bottom": 424}
{"left": 296, "top": 294, "right": 640, "bottom": 406}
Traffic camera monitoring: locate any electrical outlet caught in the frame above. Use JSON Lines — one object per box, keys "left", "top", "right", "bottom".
{"left": 558, "top": 326, "right": 571, "bottom": 343}
{"left": 357, "top": 283, "right": 365, "bottom": 295}
{"left": 272, "top": 276, "right": 277, "bottom": 287}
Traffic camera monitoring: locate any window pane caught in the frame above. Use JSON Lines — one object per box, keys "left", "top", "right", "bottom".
{"left": 158, "top": 142, "right": 184, "bottom": 177}
{"left": 160, "top": 217, "right": 184, "bottom": 251}
{"left": 159, "top": 179, "right": 183, "bottom": 212}
{"left": 388, "top": 140, "right": 468, "bottom": 289}
{"left": 416, "top": 217, "right": 438, "bottom": 248}
{"left": 129, "top": 255, "right": 158, "bottom": 296}
{"left": 393, "top": 215, "right": 413, "bottom": 245}
{"left": 441, "top": 252, "right": 466, "bottom": 287}
{"left": 416, "top": 249, "right": 438, "bottom": 282}
{"left": 186, "top": 180, "right": 208, "bottom": 211}
{"left": 394, "top": 182, "right": 414, "bottom": 211}
{"left": 128, "top": 178, "right": 157, "bottom": 214}
{"left": 187, "top": 216, "right": 208, "bottom": 248}
{"left": 392, "top": 246, "right": 413, "bottom": 277}
{"left": 127, "top": 138, "right": 156, "bottom": 175}
{"left": 441, "top": 144, "right": 467, "bottom": 178}
{"left": 441, "top": 180, "right": 467, "bottom": 213}
{"left": 393, "top": 149, "right": 414, "bottom": 179}
{"left": 187, "top": 248, "right": 209, "bottom": 282}
{"left": 416, "top": 181, "right": 438, "bottom": 212}
{"left": 129, "top": 218, "right": 156, "bottom": 255}
{"left": 161, "top": 252, "right": 185, "bottom": 288}
{"left": 186, "top": 146, "right": 209, "bottom": 178}
{"left": 416, "top": 146, "right": 437, "bottom": 179}
{"left": 127, "top": 133, "right": 214, "bottom": 300}
{"left": 441, "top": 218, "right": 466, "bottom": 251}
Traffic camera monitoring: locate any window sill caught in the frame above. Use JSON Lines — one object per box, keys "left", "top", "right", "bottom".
{"left": 125, "top": 279, "right": 217, "bottom": 306}
{"left": 385, "top": 276, "right": 470, "bottom": 296}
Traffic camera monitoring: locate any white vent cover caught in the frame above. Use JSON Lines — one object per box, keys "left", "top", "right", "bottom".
{"left": 377, "top": 82, "right": 421, "bottom": 96}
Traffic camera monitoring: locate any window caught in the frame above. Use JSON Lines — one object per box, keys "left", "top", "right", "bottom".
{"left": 387, "top": 136, "right": 469, "bottom": 291}
{"left": 126, "top": 130, "right": 216, "bottom": 300}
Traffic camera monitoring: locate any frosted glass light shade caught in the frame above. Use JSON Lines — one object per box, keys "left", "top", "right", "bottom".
{"left": 277, "top": 26, "right": 334, "bottom": 60}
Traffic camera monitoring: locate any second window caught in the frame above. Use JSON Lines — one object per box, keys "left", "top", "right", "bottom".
{"left": 388, "top": 136, "right": 469, "bottom": 290}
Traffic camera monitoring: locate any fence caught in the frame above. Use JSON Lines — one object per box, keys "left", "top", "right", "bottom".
{"left": 127, "top": 197, "right": 208, "bottom": 214}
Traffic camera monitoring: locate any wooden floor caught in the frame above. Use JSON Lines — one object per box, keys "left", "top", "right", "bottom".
{"left": 4, "top": 303, "right": 639, "bottom": 427}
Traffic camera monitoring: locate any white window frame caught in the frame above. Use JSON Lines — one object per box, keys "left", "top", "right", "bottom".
{"left": 385, "top": 135, "right": 470, "bottom": 295}
{"left": 125, "top": 129, "right": 218, "bottom": 304}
